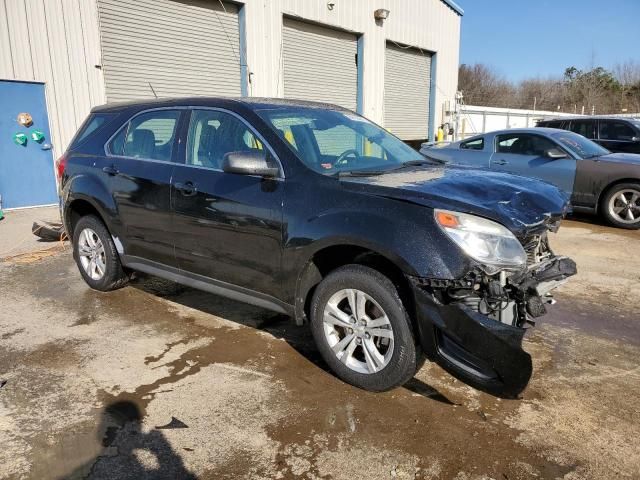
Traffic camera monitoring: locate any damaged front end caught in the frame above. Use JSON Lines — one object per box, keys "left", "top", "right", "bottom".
{"left": 410, "top": 223, "right": 576, "bottom": 398}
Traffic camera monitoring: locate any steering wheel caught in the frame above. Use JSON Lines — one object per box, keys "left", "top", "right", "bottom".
{"left": 334, "top": 149, "right": 361, "bottom": 167}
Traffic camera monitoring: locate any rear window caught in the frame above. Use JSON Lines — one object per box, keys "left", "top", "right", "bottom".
{"left": 538, "top": 120, "right": 562, "bottom": 128}
{"left": 71, "top": 113, "right": 113, "bottom": 147}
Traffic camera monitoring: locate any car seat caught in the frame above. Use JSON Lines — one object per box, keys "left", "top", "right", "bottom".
{"left": 129, "top": 129, "right": 156, "bottom": 159}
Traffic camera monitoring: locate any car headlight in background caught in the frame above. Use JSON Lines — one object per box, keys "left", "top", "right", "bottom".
{"left": 434, "top": 209, "right": 527, "bottom": 274}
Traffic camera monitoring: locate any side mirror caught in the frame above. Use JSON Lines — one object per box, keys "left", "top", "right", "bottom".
{"left": 222, "top": 151, "right": 280, "bottom": 178}
{"left": 545, "top": 148, "right": 569, "bottom": 159}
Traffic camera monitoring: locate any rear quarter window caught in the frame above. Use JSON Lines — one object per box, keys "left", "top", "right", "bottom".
{"left": 460, "top": 138, "right": 484, "bottom": 150}
{"left": 70, "top": 113, "right": 114, "bottom": 148}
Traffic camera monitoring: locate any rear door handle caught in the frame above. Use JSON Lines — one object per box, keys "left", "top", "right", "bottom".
{"left": 102, "top": 165, "right": 119, "bottom": 175}
{"left": 492, "top": 159, "right": 508, "bottom": 166}
{"left": 174, "top": 181, "right": 198, "bottom": 196}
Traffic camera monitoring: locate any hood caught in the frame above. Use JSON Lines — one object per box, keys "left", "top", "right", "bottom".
{"left": 598, "top": 152, "right": 640, "bottom": 165}
{"left": 341, "top": 165, "right": 570, "bottom": 237}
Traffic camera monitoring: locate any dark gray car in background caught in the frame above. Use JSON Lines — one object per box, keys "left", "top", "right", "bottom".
{"left": 421, "top": 128, "right": 640, "bottom": 229}
{"left": 537, "top": 116, "right": 640, "bottom": 154}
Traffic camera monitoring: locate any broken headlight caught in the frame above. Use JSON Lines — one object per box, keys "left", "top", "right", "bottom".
{"left": 434, "top": 209, "right": 527, "bottom": 275}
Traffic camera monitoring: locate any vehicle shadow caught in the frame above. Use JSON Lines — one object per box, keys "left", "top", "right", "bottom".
{"left": 62, "top": 400, "right": 197, "bottom": 480}
{"left": 129, "top": 275, "right": 455, "bottom": 405}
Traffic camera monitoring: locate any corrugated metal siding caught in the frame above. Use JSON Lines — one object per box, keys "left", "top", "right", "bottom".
{"left": 0, "top": 0, "right": 105, "bottom": 159}
{"left": 384, "top": 43, "right": 431, "bottom": 140}
{"left": 282, "top": 18, "right": 357, "bottom": 111}
{"left": 242, "top": 0, "right": 460, "bottom": 140}
{"left": 97, "top": 0, "right": 241, "bottom": 103}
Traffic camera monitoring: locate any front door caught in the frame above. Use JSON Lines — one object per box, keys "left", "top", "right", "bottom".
{"left": 106, "top": 109, "right": 183, "bottom": 266}
{"left": 490, "top": 133, "right": 576, "bottom": 195}
{"left": 171, "top": 109, "right": 284, "bottom": 299}
{"left": 0, "top": 80, "right": 57, "bottom": 209}
{"left": 597, "top": 120, "right": 640, "bottom": 154}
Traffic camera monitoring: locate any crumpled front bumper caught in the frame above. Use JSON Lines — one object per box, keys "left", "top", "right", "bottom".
{"left": 410, "top": 284, "right": 532, "bottom": 397}
{"left": 408, "top": 255, "right": 576, "bottom": 398}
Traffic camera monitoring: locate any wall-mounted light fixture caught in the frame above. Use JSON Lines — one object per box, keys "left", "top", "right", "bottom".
{"left": 374, "top": 8, "right": 390, "bottom": 21}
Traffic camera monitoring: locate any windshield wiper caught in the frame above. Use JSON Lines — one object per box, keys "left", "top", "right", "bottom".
{"left": 387, "top": 158, "right": 444, "bottom": 171}
{"left": 336, "top": 169, "right": 386, "bottom": 178}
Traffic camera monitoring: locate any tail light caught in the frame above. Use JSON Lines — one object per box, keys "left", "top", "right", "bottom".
{"left": 55, "top": 153, "right": 68, "bottom": 183}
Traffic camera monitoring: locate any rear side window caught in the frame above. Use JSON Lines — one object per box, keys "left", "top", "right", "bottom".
{"left": 460, "top": 138, "right": 484, "bottom": 150}
{"left": 108, "top": 110, "right": 181, "bottom": 161}
{"left": 569, "top": 120, "right": 595, "bottom": 138}
{"left": 599, "top": 121, "right": 636, "bottom": 141}
{"left": 71, "top": 113, "right": 113, "bottom": 147}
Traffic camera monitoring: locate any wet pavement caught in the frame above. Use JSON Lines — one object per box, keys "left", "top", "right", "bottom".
{"left": 1, "top": 221, "right": 639, "bottom": 479}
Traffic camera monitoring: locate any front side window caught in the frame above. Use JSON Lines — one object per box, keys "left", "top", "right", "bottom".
{"left": 599, "top": 121, "right": 636, "bottom": 141}
{"left": 255, "top": 107, "right": 427, "bottom": 174}
{"left": 186, "top": 109, "right": 277, "bottom": 171}
{"left": 108, "top": 110, "right": 180, "bottom": 160}
{"left": 496, "top": 134, "right": 556, "bottom": 156}
{"left": 569, "top": 120, "right": 595, "bottom": 138}
{"left": 460, "top": 138, "right": 484, "bottom": 150}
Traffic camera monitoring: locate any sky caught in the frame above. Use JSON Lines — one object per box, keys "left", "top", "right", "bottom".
{"left": 458, "top": 0, "right": 640, "bottom": 82}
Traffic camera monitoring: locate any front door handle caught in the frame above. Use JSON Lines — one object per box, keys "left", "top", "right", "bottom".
{"left": 492, "top": 159, "right": 508, "bottom": 166}
{"left": 102, "top": 165, "right": 119, "bottom": 175}
{"left": 174, "top": 181, "right": 198, "bottom": 196}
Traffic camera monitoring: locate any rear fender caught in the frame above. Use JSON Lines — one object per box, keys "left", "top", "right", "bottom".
{"left": 63, "top": 174, "right": 122, "bottom": 242}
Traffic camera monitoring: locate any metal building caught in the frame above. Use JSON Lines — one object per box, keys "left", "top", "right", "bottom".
{"left": 0, "top": 0, "right": 462, "bottom": 209}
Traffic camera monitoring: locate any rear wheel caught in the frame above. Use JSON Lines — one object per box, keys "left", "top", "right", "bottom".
{"left": 310, "top": 265, "right": 419, "bottom": 391}
{"left": 601, "top": 183, "right": 640, "bottom": 229}
{"left": 73, "top": 215, "right": 129, "bottom": 291}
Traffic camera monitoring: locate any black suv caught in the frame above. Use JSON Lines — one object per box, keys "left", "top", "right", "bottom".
{"left": 59, "top": 98, "right": 576, "bottom": 396}
{"left": 537, "top": 117, "right": 640, "bottom": 154}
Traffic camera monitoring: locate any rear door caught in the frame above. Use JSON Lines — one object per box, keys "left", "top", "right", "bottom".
{"left": 106, "top": 108, "right": 184, "bottom": 266}
{"left": 490, "top": 133, "right": 576, "bottom": 194}
{"left": 597, "top": 120, "right": 640, "bottom": 153}
{"left": 171, "top": 108, "right": 284, "bottom": 298}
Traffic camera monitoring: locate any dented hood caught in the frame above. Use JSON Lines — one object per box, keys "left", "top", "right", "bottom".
{"left": 342, "top": 165, "right": 570, "bottom": 237}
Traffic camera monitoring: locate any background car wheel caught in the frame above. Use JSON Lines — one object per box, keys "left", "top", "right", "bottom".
{"left": 73, "top": 215, "right": 129, "bottom": 291}
{"left": 310, "top": 264, "right": 419, "bottom": 392}
{"left": 601, "top": 183, "right": 640, "bottom": 229}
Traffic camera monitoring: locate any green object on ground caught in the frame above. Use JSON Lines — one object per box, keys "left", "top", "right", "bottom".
{"left": 13, "top": 132, "right": 27, "bottom": 146}
{"left": 0, "top": 210, "right": 4, "bottom": 220}
{"left": 31, "top": 130, "right": 45, "bottom": 143}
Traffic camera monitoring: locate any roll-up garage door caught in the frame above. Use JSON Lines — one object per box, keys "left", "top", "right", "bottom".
{"left": 97, "top": 0, "right": 241, "bottom": 103}
{"left": 384, "top": 43, "right": 432, "bottom": 140}
{"left": 282, "top": 18, "right": 358, "bottom": 111}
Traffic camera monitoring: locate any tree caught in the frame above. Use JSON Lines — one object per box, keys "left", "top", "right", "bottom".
{"left": 458, "top": 64, "right": 515, "bottom": 107}
{"left": 563, "top": 66, "right": 621, "bottom": 113}
{"left": 456, "top": 63, "right": 637, "bottom": 114}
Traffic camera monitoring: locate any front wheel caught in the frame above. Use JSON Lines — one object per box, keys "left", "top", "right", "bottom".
{"left": 601, "top": 183, "right": 640, "bottom": 229}
{"left": 310, "top": 265, "right": 419, "bottom": 392}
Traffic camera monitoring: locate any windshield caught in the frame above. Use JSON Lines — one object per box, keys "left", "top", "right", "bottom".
{"left": 255, "top": 106, "right": 428, "bottom": 174}
{"left": 551, "top": 131, "right": 610, "bottom": 159}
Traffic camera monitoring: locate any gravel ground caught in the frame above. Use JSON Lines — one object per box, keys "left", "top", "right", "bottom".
{"left": 0, "top": 216, "right": 638, "bottom": 480}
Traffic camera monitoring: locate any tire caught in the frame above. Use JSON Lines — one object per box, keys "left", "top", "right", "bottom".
{"left": 309, "top": 265, "right": 419, "bottom": 392}
{"left": 72, "top": 215, "right": 129, "bottom": 291}
{"left": 601, "top": 183, "right": 640, "bottom": 229}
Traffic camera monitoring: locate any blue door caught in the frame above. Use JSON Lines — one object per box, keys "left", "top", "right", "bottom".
{"left": 0, "top": 80, "right": 57, "bottom": 209}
